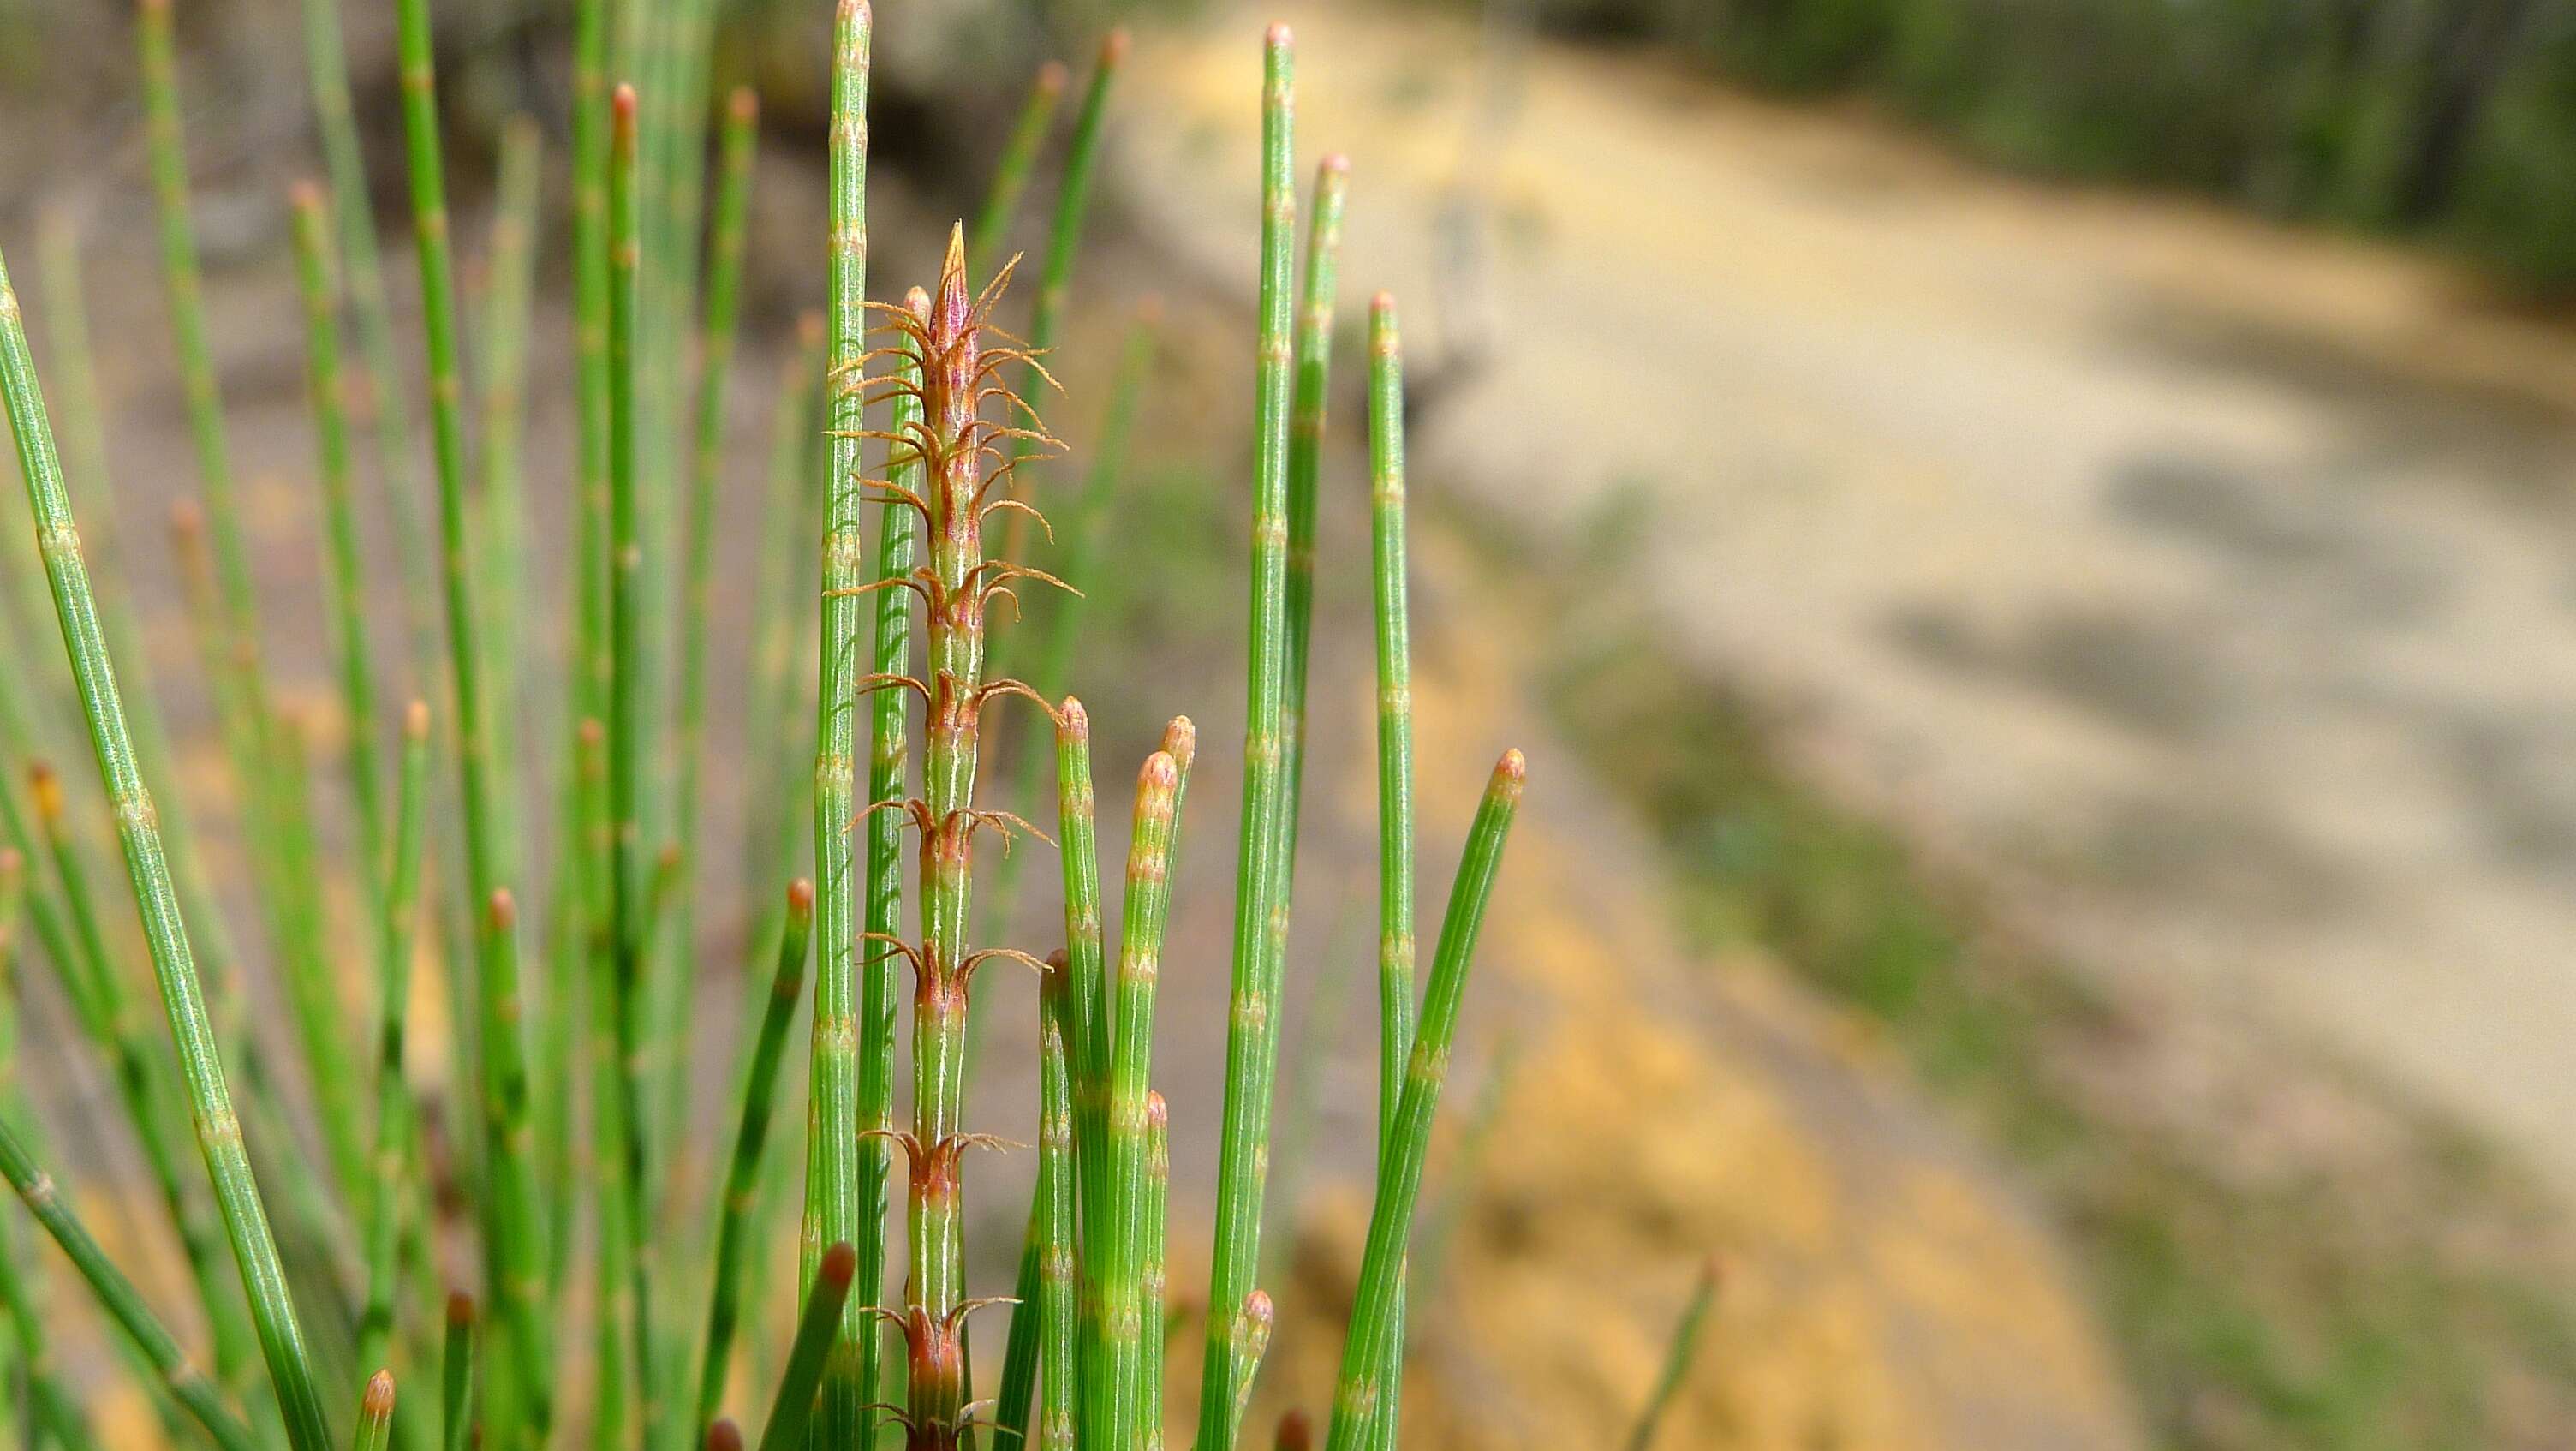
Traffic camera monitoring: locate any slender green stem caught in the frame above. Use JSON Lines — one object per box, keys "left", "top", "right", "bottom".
{"left": 357, "top": 1370, "right": 396, "bottom": 1451}
{"left": 0, "top": 1118, "right": 258, "bottom": 1451}
{"left": 967, "top": 60, "right": 1069, "bottom": 284}
{"left": 1321, "top": 752, "right": 1526, "bottom": 1451}
{"left": 0, "top": 239, "right": 334, "bottom": 1451}
{"left": 990, "top": 29, "right": 1127, "bottom": 619}
{"left": 442, "top": 1293, "right": 474, "bottom": 1451}
{"left": 605, "top": 85, "right": 662, "bottom": 1443}
{"left": 744, "top": 315, "right": 829, "bottom": 917}
{"left": 1091, "top": 726, "right": 1193, "bottom": 1451}
{"left": 577, "top": 721, "right": 633, "bottom": 1451}
{"left": 754, "top": 1244, "right": 856, "bottom": 1451}
{"left": 804, "top": 8, "right": 874, "bottom": 1446}
{"left": 1363, "top": 292, "right": 1416, "bottom": 1451}
{"left": 479, "top": 113, "right": 542, "bottom": 894}
{"left": 662, "top": 86, "right": 762, "bottom": 1173}
{"left": 388, "top": 3, "right": 547, "bottom": 1436}
{"left": 1196, "top": 28, "right": 1299, "bottom": 1450}
{"left": 33, "top": 214, "right": 252, "bottom": 1066}
{"left": 136, "top": 0, "right": 263, "bottom": 667}
{"left": 1624, "top": 1257, "right": 1721, "bottom": 1451}
{"left": 13, "top": 755, "right": 254, "bottom": 1401}
{"left": 358, "top": 704, "right": 432, "bottom": 1391}
{"left": 1143, "top": 1090, "right": 1170, "bottom": 1451}
{"left": 856, "top": 278, "right": 927, "bottom": 1426}
{"left": 695, "top": 878, "right": 815, "bottom": 1437}
{"left": 297, "top": 0, "right": 438, "bottom": 676}
{"left": 984, "top": 313, "right": 1154, "bottom": 946}
{"left": 1052, "top": 701, "right": 1109, "bottom": 1239}
{"left": 1036, "top": 959, "right": 1079, "bottom": 1451}
{"left": 291, "top": 183, "right": 388, "bottom": 893}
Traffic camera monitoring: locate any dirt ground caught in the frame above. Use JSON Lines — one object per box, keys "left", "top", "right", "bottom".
{"left": 1118, "top": 1, "right": 2576, "bottom": 1201}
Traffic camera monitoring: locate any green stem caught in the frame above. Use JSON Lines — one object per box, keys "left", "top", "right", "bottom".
{"left": 0, "top": 1118, "right": 257, "bottom": 1451}
{"left": 754, "top": 1244, "right": 856, "bottom": 1451}
{"left": 442, "top": 1293, "right": 474, "bottom": 1451}
{"left": 290, "top": 183, "right": 388, "bottom": 897}
{"left": 1623, "top": 1257, "right": 1721, "bottom": 1451}
{"left": 1036, "top": 960, "right": 1079, "bottom": 1451}
{"left": 388, "top": 3, "right": 548, "bottom": 1437}
{"left": 357, "top": 1371, "right": 397, "bottom": 1451}
{"left": 357, "top": 704, "right": 432, "bottom": 1392}
{"left": 1321, "top": 752, "right": 1526, "bottom": 1451}
{"left": 967, "top": 60, "right": 1070, "bottom": 284}
{"left": 1363, "top": 292, "right": 1416, "bottom": 1451}
{"left": 296, "top": 0, "right": 438, "bottom": 677}
{"left": 695, "top": 878, "right": 815, "bottom": 1437}
{"left": 744, "top": 315, "right": 829, "bottom": 921}
{"left": 478, "top": 113, "right": 542, "bottom": 895}
{"left": 1092, "top": 725, "right": 1194, "bottom": 1451}
{"left": 990, "top": 29, "right": 1128, "bottom": 628}
{"left": 605, "top": 85, "right": 661, "bottom": 1443}
{"left": 662, "top": 86, "right": 762, "bottom": 1174}
{"left": 1143, "top": 1090, "right": 1170, "bottom": 1451}
{"left": 1196, "top": 28, "right": 1299, "bottom": 1450}
{"left": 804, "top": 7, "right": 874, "bottom": 1447}
{"left": 0, "top": 239, "right": 334, "bottom": 1451}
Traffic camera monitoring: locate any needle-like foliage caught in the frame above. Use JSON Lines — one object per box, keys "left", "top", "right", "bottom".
{"left": 0, "top": 14, "right": 1542, "bottom": 1451}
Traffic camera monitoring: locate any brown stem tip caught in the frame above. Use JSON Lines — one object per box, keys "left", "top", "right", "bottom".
{"left": 1273, "top": 1409, "right": 1313, "bottom": 1451}
{"left": 705, "top": 1419, "right": 743, "bottom": 1451}
{"left": 1160, "top": 716, "right": 1198, "bottom": 773}
{"left": 362, "top": 1370, "right": 396, "bottom": 1418}
{"left": 1494, "top": 749, "right": 1528, "bottom": 797}
{"left": 1037, "top": 60, "right": 1070, "bottom": 95}
{"left": 445, "top": 1290, "right": 475, "bottom": 1327}
{"left": 611, "top": 83, "right": 638, "bottom": 125}
{"left": 787, "top": 877, "right": 816, "bottom": 915}
{"left": 26, "top": 765, "right": 60, "bottom": 825}
{"left": 487, "top": 889, "right": 516, "bottom": 934}
{"left": 1058, "top": 697, "right": 1089, "bottom": 743}
{"left": 290, "top": 180, "right": 325, "bottom": 213}
{"left": 820, "top": 1239, "right": 857, "bottom": 1288}
{"left": 1265, "top": 22, "right": 1292, "bottom": 49}
{"left": 1145, "top": 1090, "right": 1168, "bottom": 1133}
{"left": 1320, "top": 153, "right": 1350, "bottom": 176}
{"left": 1102, "top": 28, "right": 1132, "bottom": 65}
{"left": 405, "top": 700, "right": 432, "bottom": 740}
{"left": 728, "top": 87, "right": 759, "bottom": 125}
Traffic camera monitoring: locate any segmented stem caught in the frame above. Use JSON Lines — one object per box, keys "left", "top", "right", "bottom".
{"left": 605, "top": 86, "right": 660, "bottom": 1440}
{"left": 754, "top": 1244, "right": 856, "bottom": 1451}
{"left": 1196, "top": 28, "right": 1299, "bottom": 1450}
{"left": 357, "top": 1371, "right": 397, "bottom": 1451}
{"left": 804, "top": 8, "right": 874, "bottom": 1447}
{"left": 695, "top": 879, "right": 816, "bottom": 1437}
{"left": 1321, "top": 753, "right": 1526, "bottom": 1451}
{"left": 663, "top": 86, "right": 763, "bottom": 1170}
{"left": 0, "top": 239, "right": 333, "bottom": 1451}
{"left": 388, "top": 3, "right": 548, "bottom": 1433}
{"left": 1364, "top": 293, "right": 1416, "bottom": 1451}
{"left": 1036, "top": 958, "right": 1079, "bottom": 1451}
{"left": 357, "top": 704, "right": 432, "bottom": 1391}
{"left": 479, "top": 113, "right": 542, "bottom": 893}
{"left": 296, "top": 0, "right": 438, "bottom": 672}
{"left": 290, "top": 183, "right": 387, "bottom": 895}
{"left": 1092, "top": 727, "right": 1193, "bottom": 1451}
{"left": 0, "top": 1118, "right": 257, "bottom": 1451}
{"left": 1143, "top": 1091, "right": 1170, "bottom": 1451}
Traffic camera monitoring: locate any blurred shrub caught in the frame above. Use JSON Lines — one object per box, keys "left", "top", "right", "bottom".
{"left": 1458, "top": 0, "right": 2576, "bottom": 293}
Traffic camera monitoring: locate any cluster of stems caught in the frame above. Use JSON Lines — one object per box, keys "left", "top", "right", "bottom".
{"left": 0, "top": 7, "right": 1558, "bottom": 1451}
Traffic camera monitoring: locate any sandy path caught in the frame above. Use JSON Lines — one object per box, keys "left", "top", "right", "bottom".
{"left": 1116, "top": 3, "right": 2576, "bottom": 1190}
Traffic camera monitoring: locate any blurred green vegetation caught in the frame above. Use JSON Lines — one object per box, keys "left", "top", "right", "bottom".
{"left": 1473, "top": 0, "right": 2576, "bottom": 291}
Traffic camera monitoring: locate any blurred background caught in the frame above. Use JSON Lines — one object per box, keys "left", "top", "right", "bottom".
{"left": 9, "top": 0, "right": 2576, "bottom": 1448}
